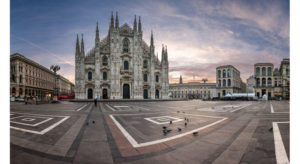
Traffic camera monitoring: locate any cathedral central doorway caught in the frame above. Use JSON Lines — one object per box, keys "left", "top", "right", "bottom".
{"left": 88, "top": 88, "right": 93, "bottom": 99}
{"left": 155, "top": 89, "right": 159, "bottom": 99}
{"left": 123, "top": 84, "right": 130, "bottom": 99}
{"left": 143, "top": 89, "right": 148, "bottom": 99}
{"left": 103, "top": 88, "right": 108, "bottom": 99}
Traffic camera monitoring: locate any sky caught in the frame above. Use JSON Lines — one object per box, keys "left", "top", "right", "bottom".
{"left": 10, "top": 0, "right": 290, "bottom": 84}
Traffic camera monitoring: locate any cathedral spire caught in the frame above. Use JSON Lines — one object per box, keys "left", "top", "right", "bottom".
{"left": 115, "top": 12, "right": 119, "bottom": 28}
{"left": 180, "top": 75, "right": 183, "bottom": 84}
{"left": 76, "top": 34, "right": 80, "bottom": 55}
{"left": 138, "top": 16, "right": 142, "bottom": 33}
{"left": 161, "top": 44, "right": 164, "bottom": 62}
{"left": 81, "top": 34, "right": 85, "bottom": 55}
{"left": 150, "top": 30, "right": 154, "bottom": 46}
{"left": 165, "top": 45, "right": 168, "bottom": 61}
{"left": 133, "top": 15, "right": 137, "bottom": 32}
{"left": 110, "top": 11, "right": 114, "bottom": 29}
{"left": 95, "top": 22, "right": 100, "bottom": 47}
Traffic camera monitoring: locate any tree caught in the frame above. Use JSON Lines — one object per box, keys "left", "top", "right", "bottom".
{"left": 202, "top": 78, "right": 208, "bottom": 83}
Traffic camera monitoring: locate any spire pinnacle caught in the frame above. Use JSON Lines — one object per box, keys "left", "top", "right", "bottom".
{"left": 138, "top": 16, "right": 142, "bottom": 33}
{"left": 133, "top": 15, "right": 137, "bottom": 32}
{"left": 76, "top": 34, "right": 80, "bottom": 55}
{"left": 81, "top": 34, "right": 85, "bottom": 55}
{"left": 110, "top": 11, "right": 114, "bottom": 29}
{"left": 95, "top": 22, "right": 100, "bottom": 47}
{"left": 115, "top": 12, "right": 119, "bottom": 28}
{"left": 150, "top": 30, "right": 154, "bottom": 46}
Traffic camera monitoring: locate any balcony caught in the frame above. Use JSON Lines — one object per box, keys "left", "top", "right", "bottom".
{"left": 120, "top": 69, "right": 133, "bottom": 76}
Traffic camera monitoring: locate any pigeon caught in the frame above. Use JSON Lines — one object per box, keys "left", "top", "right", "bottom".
{"left": 177, "top": 111, "right": 180, "bottom": 113}
{"left": 183, "top": 112, "right": 185, "bottom": 113}
{"left": 162, "top": 126, "right": 167, "bottom": 129}
{"left": 170, "top": 120, "right": 173, "bottom": 124}
{"left": 185, "top": 122, "right": 187, "bottom": 127}
{"left": 163, "top": 130, "right": 168, "bottom": 135}
{"left": 269, "top": 127, "right": 273, "bottom": 132}
{"left": 167, "top": 129, "right": 172, "bottom": 133}
{"left": 92, "top": 120, "right": 95, "bottom": 124}
{"left": 178, "top": 128, "right": 182, "bottom": 132}
{"left": 86, "top": 122, "right": 89, "bottom": 126}
{"left": 193, "top": 132, "right": 198, "bottom": 136}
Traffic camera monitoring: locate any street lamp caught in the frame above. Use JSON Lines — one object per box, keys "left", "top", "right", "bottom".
{"left": 50, "top": 65, "right": 60, "bottom": 100}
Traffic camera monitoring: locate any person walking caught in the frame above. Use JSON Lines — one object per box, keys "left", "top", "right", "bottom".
{"left": 94, "top": 98, "right": 97, "bottom": 106}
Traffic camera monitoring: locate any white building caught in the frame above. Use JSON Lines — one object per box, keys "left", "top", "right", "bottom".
{"left": 75, "top": 12, "right": 169, "bottom": 99}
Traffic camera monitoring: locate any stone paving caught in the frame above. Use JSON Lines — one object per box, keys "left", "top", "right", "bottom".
{"left": 10, "top": 100, "right": 289, "bottom": 164}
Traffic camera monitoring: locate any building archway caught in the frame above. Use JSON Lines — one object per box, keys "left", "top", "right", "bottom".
{"left": 123, "top": 84, "right": 130, "bottom": 99}
{"left": 103, "top": 88, "right": 108, "bottom": 99}
{"left": 87, "top": 88, "right": 93, "bottom": 99}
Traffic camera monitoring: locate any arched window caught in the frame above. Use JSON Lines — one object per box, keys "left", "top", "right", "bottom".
{"left": 124, "top": 60, "right": 129, "bottom": 70}
{"left": 19, "top": 75, "right": 22, "bottom": 83}
{"left": 12, "top": 87, "right": 16, "bottom": 94}
{"left": 156, "top": 75, "right": 159, "bottom": 82}
{"left": 102, "top": 56, "right": 108, "bottom": 66}
{"left": 286, "top": 68, "right": 289, "bottom": 75}
{"left": 256, "top": 78, "right": 260, "bottom": 87}
{"left": 267, "top": 67, "right": 272, "bottom": 76}
{"left": 262, "top": 78, "right": 266, "bottom": 86}
{"left": 218, "top": 70, "right": 221, "bottom": 78}
{"left": 144, "top": 74, "right": 147, "bottom": 82}
{"left": 223, "top": 70, "right": 226, "bottom": 78}
{"left": 262, "top": 67, "right": 266, "bottom": 76}
{"left": 19, "top": 88, "right": 23, "bottom": 96}
{"left": 218, "top": 80, "right": 221, "bottom": 87}
{"left": 88, "top": 72, "right": 92, "bottom": 81}
{"left": 143, "top": 60, "right": 148, "bottom": 69}
{"left": 267, "top": 78, "right": 272, "bottom": 86}
{"left": 123, "top": 38, "right": 130, "bottom": 53}
{"left": 103, "top": 72, "right": 107, "bottom": 80}
{"left": 256, "top": 67, "right": 260, "bottom": 76}
{"left": 227, "top": 69, "right": 231, "bottom": 77}
{"left": 223, "top": 79, "right": 226, "bottom": 87}
{"left": 228, "top": 79, "right": 231, "bottom": 86}
{"left": 12, "top": 74, "right": 15, "bottom": 82}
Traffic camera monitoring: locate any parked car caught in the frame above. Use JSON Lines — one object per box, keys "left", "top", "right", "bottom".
{"left": 15, "top": 97, "right": 25, "bottom": 102}
{"left": 10, "top": 97, "right": 15, "bottom": 102}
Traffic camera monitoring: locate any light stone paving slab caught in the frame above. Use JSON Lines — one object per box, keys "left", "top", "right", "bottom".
{"left": 212, "top": 119, "right": 259, "bottom": 164}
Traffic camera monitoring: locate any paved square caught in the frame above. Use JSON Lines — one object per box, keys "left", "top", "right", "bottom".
{"left": 10, "top": 100, "right": 289, "bottom": 164}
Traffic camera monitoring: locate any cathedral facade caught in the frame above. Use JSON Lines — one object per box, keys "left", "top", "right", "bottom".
{"left": 75, "top": 12, "right": 169, "bottom": 99}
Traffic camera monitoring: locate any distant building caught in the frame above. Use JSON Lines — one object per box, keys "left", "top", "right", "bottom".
{"left": 56, "top": 75, "right": 74, "bottom": 95}
{"left": 246, "top": 75, "right": 255, "bottom": 93}
{"left": 10, "top": 53, "right": 74, "bottom": 99}
{"left": 254, "top": 59, "right": 289, "bottom": 99}
{"left": 216, "top": 65, "right": 245, "bottom": 97}
{"left": 169, "top": 76, "right": 217, "bottom": 99}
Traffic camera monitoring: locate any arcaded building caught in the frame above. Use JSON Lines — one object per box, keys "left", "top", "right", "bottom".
{"left": 75, "top": 12, "right": 169, "bottom": 99}
{"left": 216, "top": 65, "right": 245, "bottom": 97}
{"left": 10, "top": 53, "right": 55, "bottom": 99}
{"left": 254, "top": 58, "right": 290, "bottom": 99}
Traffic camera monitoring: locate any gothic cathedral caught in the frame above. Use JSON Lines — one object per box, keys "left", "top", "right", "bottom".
{"left": 75, "top": 12, "right": 169, "bottom": 99}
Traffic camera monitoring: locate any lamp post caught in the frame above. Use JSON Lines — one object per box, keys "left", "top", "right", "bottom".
{"left": 50, "top": 65, "right": 60, "bottom": 100}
